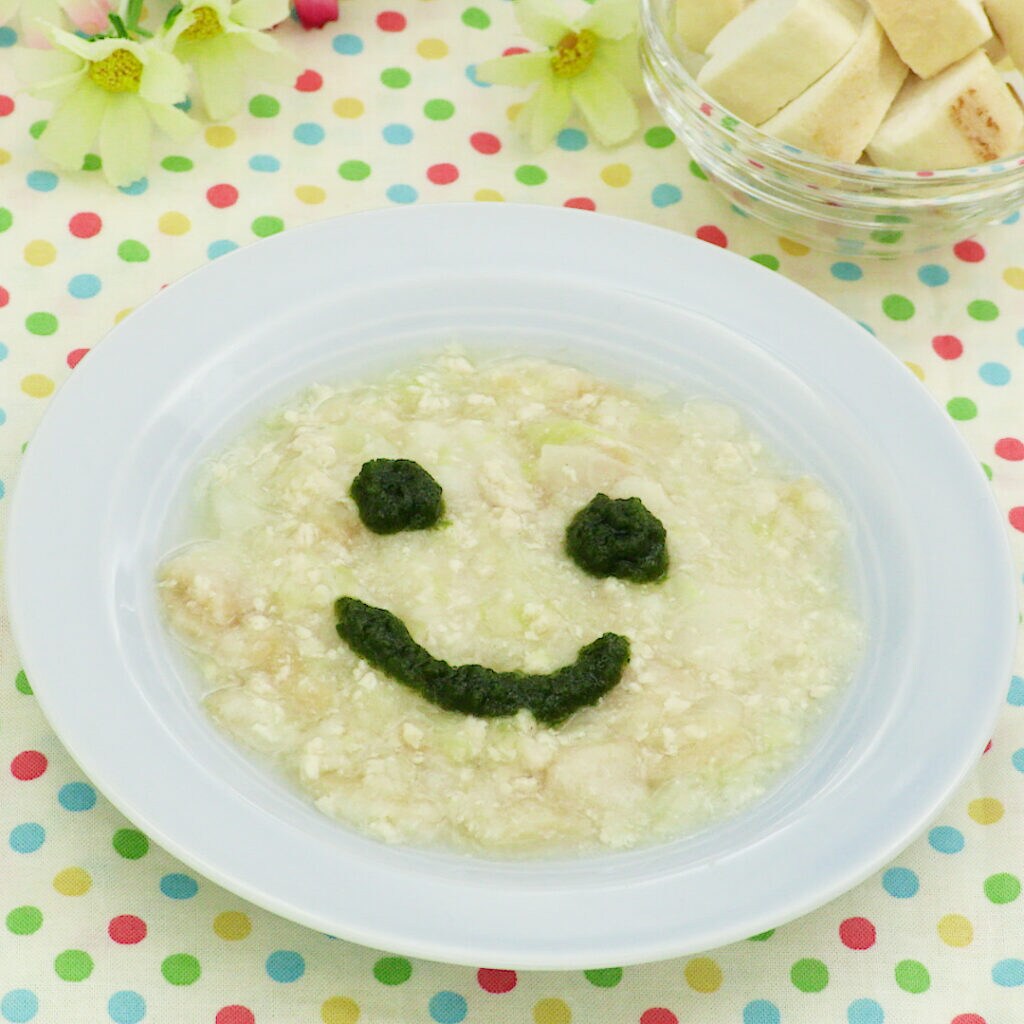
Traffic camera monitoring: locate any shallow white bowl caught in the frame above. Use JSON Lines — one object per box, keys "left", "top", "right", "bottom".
{"left": 7, "top": 205, "right": 1016, "bottom": 969}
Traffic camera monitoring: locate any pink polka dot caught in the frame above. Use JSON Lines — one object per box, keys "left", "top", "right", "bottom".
{"left": 427, "top": 163, "right": 459, "bottom": 185}
{"left": 0, "top": 95, "right": 14, "bottom": 116}
{"left": 995, "top": 438, "right": 1024, "bottom": 461}
{"left": 932, "top": 334, "right": 963, "bottom": 360}
{"left": 564, "top": 197, "right": 596, "bottom": 210}
{"left": 108, "top": 914, "right": 147, "bottom": 944}
{"left": 1009, "top": 507, "right": 1024, "bottom": 533}
{"left": 376, "top": 10, "right": 405, "bottom": 30}
{"left": 700, "top": 102, "right": 713, "bottom": 116}
{"left": 0, "top": 286, "right": 9, "bottom": 308}
{"left": 207, "top": 184, "right": 239, "bottom": 208}
{"left": 215, "top": 1008, "right": 255, "bottom": 1024}
{"left": 294, "top": 69, "right": 323, "bottom": 92}
{"left": 640, "top": 1010, "right": 678, "bottom": 1024}
{"left": 503, "top": 46, "right": 529, "bottom": 56}
{"left": 984, "top": 739, "right": 993, "bottom": 754}
{"left": 839, "top": 916, "right": 876, "bottom": 949}
{"left": 67, "top": 348, "right": 89, "bottom": 369}
{"left": 10, "top": 751, "right": 47, "bottom": 781}
{"left": 696, "top": 225, "right": 728, "bottom": 247}
{"left": 951, "top": 1016, "right": 986, "bottom": 1024}
{"left": 69, "top": 212, "right": 102, "bottom": 238}
{"left": 477, "top": 969, "right": 517, "bottom": 993}
{"left": 953, "top": 240, "right": 985, "bottom": 262}
{"left": 470, "top": 131, "right": 501, "bottom": 155}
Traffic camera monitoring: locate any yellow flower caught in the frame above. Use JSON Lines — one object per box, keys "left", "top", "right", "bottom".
{"left": 165, "top": 0, "right": 295, "bottom": 121}
{"left": 476, "top": 0, "right": 642, "bottom": 150}
{"left": 13, "top": 25, "right": 196, "bottom": 186}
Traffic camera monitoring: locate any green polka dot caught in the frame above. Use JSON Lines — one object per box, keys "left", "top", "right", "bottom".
{"left": 947, "top": 397, "right": 977, "bottom": 421}
{"left": 252, "top": 216, "right": 284, "bottom": 238}
{"left": 117, "top": 240, "right": 150, "bottom": 263}
{"left": 984, "top": 872, "right": 1021, "bottom": 904}
{"left": 381, "top": 67, "right": 411, "bottom": 89}
{"left": 461, "top": 6, "right": 490, "bottom": 28}
{"left": 249, "top": 94, "right": 280, "bottom": 117}
{"left": 982, "top": 462, "right": 992, "bottom": 479}
{"left": 29, "top": 119, "right": 48, "bottom": 139}
{"left": 54, "top": 949, "right": 94, "bottom": 981}
{"left": 895, "top": 959, "right": 930, "bottom": 993}
{"left": 748, "top": 929, "right": 775, "bottom": 941}
{"left": 112, "top": 828, "right": 149, "bottom": 859}
{"left": 373, "top": 956, "right": 412, "bottom": 985}
{"left": 584, "top": 968, "right": 622, "bottom": 988}
{"left": 0, "top": 208, "right": 12, "bottom": 232}
{"left": 515, "top": 164, "right": 547, "bottom": 186}
{"left": 338, "top": 160, "right": 371, "bottom": 181}
{"left": 15, "top": 669, "right": 33, "bottom": 695}
{"left": 790, "top": 958, "right": 829, "bottom": 993}
{"left": 160, "top": 155, "right": 193, "bottom": 172}
{"left": 644, "top": 126, "right": 675, "bottom": 148}
{"left": 25, "top": 312, "right": 58, "bottom": 336}
{"left": 81, "top": 153, "right": 101, "bottom": 171}
{"left": 871, "top": 229, "right": 903, "bottom": 245}
{"left": 6, "top": 906, "right": 43, "bottom": 935}
{"left": 967, "top": 299, "right": 998, "bottom": 321}
{"left": 688, "top": 160, "right": 708, "bottom": 181}
{"left": 721, "top": 115, "right": 739, "bottom": 131}
{"left": 161, "top": 953, "right": 201, "bottom": 985}
{"left": 882, "top": 294, "right": 915, "bottom": 320}
{"left": 424, "top": 98, "right": 455, "bottom": 120}
{"left": 751, "top": 254, "right": 780, "bottom": 270}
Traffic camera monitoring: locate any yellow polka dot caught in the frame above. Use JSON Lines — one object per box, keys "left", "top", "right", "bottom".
{"left": 937, "top": 914, "right": 973, "bottom": 947}
{"left": 532, "top": 998, "right": 571, "bottom": 1024}
{"left": 213, "top": 910, "right": 252, "bottom": 940}
{"left": 21, "top": 374, "right": 55, "bottom": 398}
{"left": 417, "top": 38, "right": 448, "bottom": 59}
{"left": 333, "top": 97, "right": 364, "bottom": 118}
{"left": 474, "top": 188, "right": 504, "bottom": 202}
{"left": 53, "top": 867, "right": 91, "bottom": 896}
{"left": 905, "top": 361, "right": 925, "bottom": 380}
{"left": 114, "top": 308, "right": 133, "bottom": 323}
{"left": 24, "top": 240, "right": 56, "bottom": 266}
{"left": 1003, "top": 266, "right": 1024, "bottom": 290}
{"left": 601, "top": 163, "right": 632, "bottom": 188}
{"left": 321, "top": 996, "right": 360, "bottom": 1024}
{"left": 684, "top": 956, "right": 723, "bottom": 993}
{"left": 205, "top": 125, "right": 236, "bottom": 148}
{"left": 296, "top": 185, "right": 326, "bottom": 205}
{"left": 0, "top": 148, "right": 11, "bottom": 166}
{"left": 778, "top": 237, "right": 810, "bottom": 256}
{"left": 968, "top": 797, "right": 1004, "bottom": 824}
{"left": 158, "top": 211, "right": 191, "bottom": 236}
{"left": 507, "top": 102, "right": 524, "bottom": 121}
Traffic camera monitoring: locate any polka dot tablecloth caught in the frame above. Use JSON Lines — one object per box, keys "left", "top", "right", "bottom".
{"left": 1, "top": 3, "right": 1024, "bottom": 1022}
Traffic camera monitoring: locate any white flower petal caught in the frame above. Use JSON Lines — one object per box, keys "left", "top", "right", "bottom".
{"left": 46, "top": 24, "right": 137, "bottom": 59}
{"left": 571, "top": 66, "right": 639, "bottom": 145}
{"left": 12, "top": 45, "right": 84, "bottom": 85}
{"left": 515, "top": 0, "right": 570, "bottom": 46}
{"left": 18, "top": 0, "right": 63, "bottom": 43}
{"left": 475, "top": 51, "right": 551, "bottom": 87}
{"left": 99, "top": 92, "right": 151, "bottom": 186}
{"left": 0, "top": 0, "right": 20, "bottom": 24}
{"left": 37, "top": 80, "right": 106, "bottom": 169}
{"left": 520, "top": 76, "right": 572, "bottom": 150}
{"left": 593, "top": 34, "right": 642, "bottom": 94}
{"left": 189, "top": 37, "right": 247, "bottom": 120}
{"left": 579, "top": 0, "right": 638, "bottom": 41}
{"left": 230, "top": 0, "right": 288, "bottom": 31}
{"left": 233, "top": 35, "right": 298, "bottom": 78}
{"left": 138, "top": 46, "right": 189, "bottom": 104}
{"left": 144, "top": 98, "right": 198, "bottom": 140}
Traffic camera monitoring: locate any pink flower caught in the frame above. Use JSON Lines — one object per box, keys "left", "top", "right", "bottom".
{"left": 293, "top": 0, "right": 337, "bottom": 29}
{"left": 61, "top": 0, "right": 114, "bottom": 33}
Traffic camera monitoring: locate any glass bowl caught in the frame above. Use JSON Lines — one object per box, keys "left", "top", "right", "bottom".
{"left": 640, "top": 0, "right": 1024, "bottom": 256}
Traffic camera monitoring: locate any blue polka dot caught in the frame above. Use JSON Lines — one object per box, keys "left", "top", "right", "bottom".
{"left": 382, "top": 123, "right": 414, "bottom": 145}
{"left": 67, "top": 274, "right": 101, "bottom": 299}
{"left": 0, "top": 480, "right": 5, "bottom": 500}
{"left": 993, "top": 959, "right": 1024, "bottom": 986}
{"left": 556, "top": 128, "right": 588, "bottom": 151}
{"left": 847, "top": 998, "right": 884, "bottom": 1024}
{"left": 1004, "top": 210, "right": 1021, "bottom": 225}
{"left": 743, "top": 999, "right": 781, "bottom": 1024}
{"left": 207, "top": 239, "right": 238, "bottom": 260}
{"left": 386, "top": 184, "right": 418, "bottom": 204}
{"left": 831, "top": 261, "right": 863, "bottom": 281}
{"left": 1018, "top": 328, "right": 1024, "bottom": 347}
{"left": 1009, "top": 675, "right": 1024, "bottom": 705}
{"left": 428, "top": 992, "right": 467, "bottom": 1024}
{"left": 0, "top": 26, "right": 17, "bottom": 46}
{"left": 249, "top": 155, "right": 280, "bottom": 173}
{"left": 1, "top": 990, "right": 38, "bottom": 1023}
{"left": 293, "top": 122, "right": 325, "bottom": 145}
{"left": 882, "top": 867, "right": 918, "bottom": 898}
{"left": 159, "top": 873, "right": 198, "bottom": 899}
{"left": 928, "top": 825, "right": 964, "bottom": 854}
{"left": 107, "top": 991, "right": 145, "bottom": 1024}
{"left": 0, "top": 409, "right": 6, "bottom": 426}
{"left": 979, "top": 361, "right": 1011, "bottom": 385}
{"left": 917, "top": 264, "right": 949, "bottom": 287}
{"left": 26, "top": 170, "right": 58, "bottom": 192}
{"left": 175, "top": 95, "right": 192, "bottom": 112}
{"left": 0, "top": 343, "right": 7, "bottom": 360}
{"left": 9, "top": 823, "right": 44, "bottom": 853}
{"left": 1012, "top": 747, "right": 1024, "bottom": 772}
{"left": 58, "top": 782, "right": 96, "bottom": 811}
{"left": 858, "top": 321, "right": 876, "bottom": 336}
{"left": 332, "top": 33, "right": 363, "bottom": 54}
{"left": 465, "top": 64, "right": 491, "bottom": 87}
{"left": 117, "top": 178, "right": 148, "bottom": 196}
{"left": 651, "top": 184, "right": 682, "bottom": 207}
{"left": 266, "top": 951, "right": 305, "bottom": 983}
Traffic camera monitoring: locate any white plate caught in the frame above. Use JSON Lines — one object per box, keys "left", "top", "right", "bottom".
{"left": 7, "top": 205, "right": 1016, "bottom": 969}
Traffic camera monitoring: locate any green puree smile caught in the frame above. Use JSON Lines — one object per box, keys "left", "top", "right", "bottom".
{"left": 337, "top": 459, "right": 669, "bottom": 726}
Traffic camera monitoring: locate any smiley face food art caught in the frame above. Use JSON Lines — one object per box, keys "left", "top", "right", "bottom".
{"left": 158, "top": 353, "right": 861, "bottom": 853}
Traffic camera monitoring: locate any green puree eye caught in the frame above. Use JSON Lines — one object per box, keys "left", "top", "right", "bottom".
{"left": 350, "top": 458, "right": 444, "bottom": 534}
{"left": 566, "top": 493, "right": 669, "bottom": 583}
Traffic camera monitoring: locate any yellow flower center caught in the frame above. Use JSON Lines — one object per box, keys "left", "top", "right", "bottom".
{"left": 551, "top": 29, "right": 598, "bottom": 79}
{"left": 181, "top": 5, "right": 223, "bottom": 40}
{"left": 88, "top": 49, "right": 143, "bottom": 93}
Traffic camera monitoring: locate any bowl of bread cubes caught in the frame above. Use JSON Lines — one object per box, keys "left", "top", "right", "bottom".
{"left": 641, "top": 0, "right": 1024, "bottom": 254}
